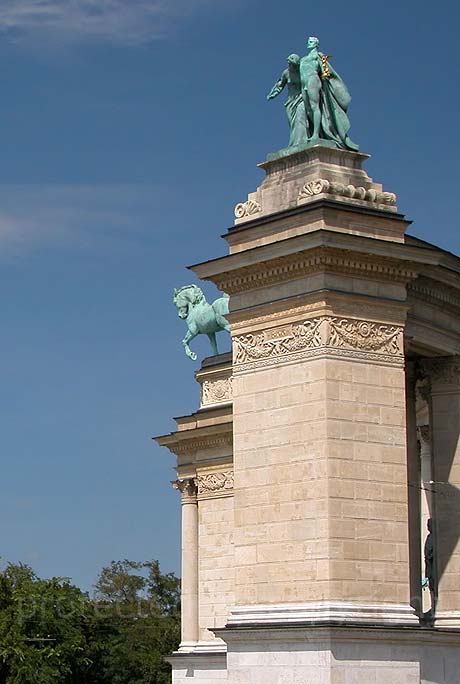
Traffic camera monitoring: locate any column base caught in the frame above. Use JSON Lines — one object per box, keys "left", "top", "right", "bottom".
{"left": 434, "top": 611, "right": 460, "bottom": 629}
{"left": 167, "top": 644, "right": 227, "bottom": 683}
{"left": 227, "top": 601, "right": 419, "bottom": 627}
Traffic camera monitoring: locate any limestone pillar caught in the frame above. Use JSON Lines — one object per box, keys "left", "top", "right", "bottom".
{"left": 418, "top": 425, "right": 433, "bottom": 615}
{"left": 405, "top": 361, "right": 421, "bottom": 616}
{"left": 424, "top": 357, "right": 460, "bottom": 628}
{"left": 173, "top": 478, "right": 199, "bottom": 648}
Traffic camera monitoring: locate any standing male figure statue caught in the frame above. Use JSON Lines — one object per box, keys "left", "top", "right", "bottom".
{"left": 299, "top": 36, "right": 359, "bottom": 151}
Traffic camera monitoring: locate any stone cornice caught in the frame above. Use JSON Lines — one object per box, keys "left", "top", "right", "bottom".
{"left": 226, "top": 198, "right": 409, "bottom": 235}
{"left": 154, "top": 424, "right": 232, "bottom": 458}
{"left": 408, "top": 276, "right": 460, "bottom": 315}
{"left": 212, "top": 247, "right": 418, "bottom": 295}
{"left": 228, "top": 291, "right": 408, "bottom": 334}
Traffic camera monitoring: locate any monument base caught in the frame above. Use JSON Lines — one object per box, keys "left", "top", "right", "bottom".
{"left": 213, "top": 625, "right": 460, "bottom": 684}
{"left": 266, "top": 139, "right": 339, "bottom": 161}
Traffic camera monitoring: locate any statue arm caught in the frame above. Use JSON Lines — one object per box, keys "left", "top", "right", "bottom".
{"left": 267, "top": 71, "right": 287, "bottom": 100}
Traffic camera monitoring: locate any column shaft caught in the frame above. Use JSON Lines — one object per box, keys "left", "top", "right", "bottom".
{"left": 424, "top": 357, "right": 460, "bottom": 627}
{"left": 174, "top": 479, "right": 199, "bottom": 647}
{"left": 405, "top": 361, "right": 421, "bottom": 616}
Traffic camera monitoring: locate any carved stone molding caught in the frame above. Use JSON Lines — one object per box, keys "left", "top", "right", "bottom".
{"left": 233, "top": 316, "right": 404, "bottom": 372}
{"left": 201, "top": 377, "right": 232, "bottom": 407}
{"left": 215, "top": 248, "right": 418, "bottom": 295}
{"left": 172, "top": 433, "right": 233, "bottom": 456}
{"left": 234, "top": 199, "right": 261, "bottom": 219}
{"left": 298, "top": 178, "right": 396, "bottom": 206}
{"left": 197, "top": 470, "right": 234, "bottom": 498}
{"left": 172, "top": 478, "right": 198, "bottom": 504}
{"left": 423, "top": 356, "right": 460, "bottom": 389}
{"left": 409, "top": 277, "right": 460, "bottom": 316}
{"left": 328, "top": 318, "right": 402, "bottom": 355}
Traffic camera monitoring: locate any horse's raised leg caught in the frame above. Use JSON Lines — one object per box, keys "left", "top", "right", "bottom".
{"left": 207, "top": 333, "right": 218, "bottom": 356}
{"left": 182, "top": 329, "right": 198, "bottom": 361}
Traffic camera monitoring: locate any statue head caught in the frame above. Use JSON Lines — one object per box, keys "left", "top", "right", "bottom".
{"left": 173, "top": 284, "right": 205, "bottom": 320}
{"left": 307, "top": 36, "right": 319, "bottom": 49}
{"left": 287, "top": 53, "right": 300, "bottom": 67}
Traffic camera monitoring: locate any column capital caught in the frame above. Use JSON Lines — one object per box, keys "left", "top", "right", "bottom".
{"left": 172, "top": 477, "right": 198, "bottom": 503}
{"left": 422, "top": 356, "right": 460, "bottom": 391}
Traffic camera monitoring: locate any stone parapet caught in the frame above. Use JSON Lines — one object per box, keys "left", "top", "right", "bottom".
{"left": 233, "top": 146, "right": 399, "bottom": 232}
{"left": 195, "top": 353, "right": 232, "bottom": 409}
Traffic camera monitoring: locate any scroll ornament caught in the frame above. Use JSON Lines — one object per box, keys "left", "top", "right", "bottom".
{"left": 234, "top": 199, "right": 262, "bottom": 219}
{"left": 298, "top": 178, "right": 396, "bottom": 205}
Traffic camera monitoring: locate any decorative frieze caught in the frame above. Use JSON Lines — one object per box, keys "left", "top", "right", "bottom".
{"left": 197, "top": 470, "right": 234, "bottom": 498}
{"left": 409, "top": 277, "right": 460, "bottom": 316}
{"left": 298, "top": 177, "right": 396, "bottom": 206}
{"left": 234, "top": 199, "right": 261, "bottom": 219}
{"left": 201, "top": 377, "right": 232, "bottom": 407}
{"left": 328, "top": 318, "right": 402, "bottom": 356}
{"left": 233, "top": 316, "right": 404, "bottom": 372}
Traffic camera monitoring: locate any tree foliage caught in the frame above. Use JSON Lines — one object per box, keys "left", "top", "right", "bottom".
{"left": 0, "top": 560, "right": 180, "bottom": 684}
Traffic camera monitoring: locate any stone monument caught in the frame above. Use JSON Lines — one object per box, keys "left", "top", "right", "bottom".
{"left": 154, "top": 36, "right": 460, "bottom": 684}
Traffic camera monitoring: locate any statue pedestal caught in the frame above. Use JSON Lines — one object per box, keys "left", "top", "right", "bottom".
{"left": 157, "top": 146, "right": 460, "bottom": 683}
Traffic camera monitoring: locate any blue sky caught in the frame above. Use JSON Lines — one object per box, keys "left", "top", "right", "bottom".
{"left": 1, "top": 0, "right": 459, "bottom": 592}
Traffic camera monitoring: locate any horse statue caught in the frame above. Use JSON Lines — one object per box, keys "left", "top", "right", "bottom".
{"left": 173, "top": 284, "right": 230, "bottom": 361}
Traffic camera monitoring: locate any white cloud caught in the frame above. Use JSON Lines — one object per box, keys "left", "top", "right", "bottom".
{"left": 0, "top": 0, "right": 212, "bottom": 45}
{"left": 0, "top": 183, "right": 163, "bottom": 259}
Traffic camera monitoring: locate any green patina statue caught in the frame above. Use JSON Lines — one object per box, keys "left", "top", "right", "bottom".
{"left": 173, "top": 284, "right": 230, "bottom": 361}
{"left": 268, "top": 36, "right": 358, "bottom": 155}
{"left": 267, "top": 54, "right": 307, "bottom": 149}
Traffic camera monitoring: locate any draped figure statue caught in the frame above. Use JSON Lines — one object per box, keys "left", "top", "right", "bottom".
{"left": 267, "top": 54, "right": 307, "bottom": 149}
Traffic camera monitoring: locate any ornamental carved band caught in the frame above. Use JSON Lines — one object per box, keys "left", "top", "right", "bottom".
{"left": 233, "top": 317, "right": 403, "bottom": 372}
{"left": 197, "top": 470, "right": 234, "bottom": 497}
{"left": 201, "top": 377, "right": 233, "bottom": 407}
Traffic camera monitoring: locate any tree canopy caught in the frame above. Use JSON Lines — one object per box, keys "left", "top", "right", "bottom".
{"left": 0, "top": 560, "right": 180, "bottom": 684}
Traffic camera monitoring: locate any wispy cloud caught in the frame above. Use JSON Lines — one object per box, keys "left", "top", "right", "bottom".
{"left": 0, "top": 0, "right": 213, "bottom": 45}
{"left": 0, "top": 183, "right": 164, "bottom": 260}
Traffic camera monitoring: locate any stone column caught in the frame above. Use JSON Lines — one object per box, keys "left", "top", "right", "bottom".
{"left": 405, "top": 361, "right": 421, "bottom": 616}
{"left": 418, "top": 425, "right": 433, "bottom": 615}
{"left": 423, "top": 357, "right": 460, "bottom": 628}
{"left": 173, "top": 478, "right": 199, "bottom": 648}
